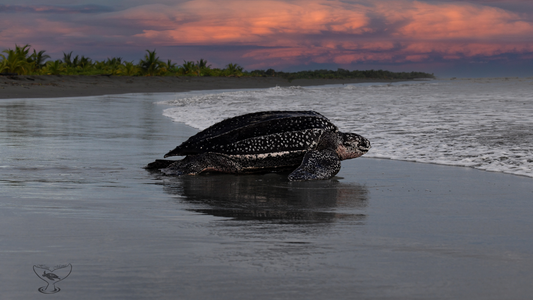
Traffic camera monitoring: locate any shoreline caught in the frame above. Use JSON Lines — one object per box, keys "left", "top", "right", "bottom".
{"left": 0, "top": 74, "right": 414, "bottom": 99}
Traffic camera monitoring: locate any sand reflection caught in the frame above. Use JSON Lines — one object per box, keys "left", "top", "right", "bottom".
{"left": 159, "top": 173, "right": 369, "bottom": 223}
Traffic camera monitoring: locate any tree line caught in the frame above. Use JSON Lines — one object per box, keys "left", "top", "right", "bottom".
{"left": 1, "top": 44, "right": 435, "bottom": 79}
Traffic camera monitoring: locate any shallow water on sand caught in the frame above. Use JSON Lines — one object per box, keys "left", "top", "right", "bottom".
{"left": 1, "top": 92, "right": 533, "bottom": 299}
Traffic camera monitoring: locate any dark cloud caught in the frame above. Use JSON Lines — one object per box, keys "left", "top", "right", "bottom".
{"left": 419, "top": 0, "right": 533, "bottom": 14}
{"left": 0, "top": 4, "right": 114, "bottom": 14}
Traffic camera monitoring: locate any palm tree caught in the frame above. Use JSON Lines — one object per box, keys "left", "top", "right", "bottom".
{"left": 196, "top": 59, "right": 211, "bottom": 69}
{"left": 62, "top": 52, "right": 75, "bottom": 67}
{"left": 163, "top": 59, "right": 178, "bottom": 73}
{"left": 138, "top": 50, "right": 163, "bottom": 76}
{"left": 195, "top": 59, "right": 213, "bottom": 76}
{"left": 224, "top": 63, "right": 243, "bottom": 77}
{"left": 14, "top": 44, "right": 31, "bottom": 60}
{"left": 41, "top": 60, "right": 66, "bottom": 75}
{"left": 181, "top": 60, "right": 197, "bottom": 76}
{"left": 0, "top": 57, "right": 8, "bottom": 73}
{"left": 1, "top": 44, "right": 34, "bottom": 75}
{"left": 78, "top": 56, "right": 92, "bottom": 68}
{"left": 120, "top": 61, "right": 139, "bottom": 76}
{"left": 28, "top": 49, "right": 51, "bottom": 70}
{"left": 103, "top": 57, "right": 123, "bottom": 75}
{"left": 105, "top": 57, "right": 122, "bottom": 67}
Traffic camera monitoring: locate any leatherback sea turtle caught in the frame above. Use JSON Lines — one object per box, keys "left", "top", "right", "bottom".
{"left": 146, "top": 111, "right": 370, "bottom": 181}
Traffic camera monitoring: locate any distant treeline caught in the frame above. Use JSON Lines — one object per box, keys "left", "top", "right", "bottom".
{"left": 250, "top": 69, "right": 434, "bottom": 80}
{"left": 1, "top": 44, "right": 435, "bottom": 79}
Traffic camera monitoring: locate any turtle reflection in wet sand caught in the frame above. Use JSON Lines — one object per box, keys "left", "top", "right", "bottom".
{"left": 146, "top": 111, "right": 371, "bottom": 181}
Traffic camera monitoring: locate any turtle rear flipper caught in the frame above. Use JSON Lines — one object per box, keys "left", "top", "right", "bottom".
{"left": 288, "top": 150, "right": 341, "bottom": 181}
{"left": 145, "top": 159, "right": 177, "bottom": 170}
{"left": 161, "top": 153, "right": 241, "bottom": 175}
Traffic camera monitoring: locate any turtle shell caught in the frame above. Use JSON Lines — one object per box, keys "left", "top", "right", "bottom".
{"left": 165, "top": 111, "right": 338, "bottom": 157}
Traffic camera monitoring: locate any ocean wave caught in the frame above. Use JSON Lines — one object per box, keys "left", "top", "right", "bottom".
{"left": 159, "top": 78, "right": 533, "bottom": 178}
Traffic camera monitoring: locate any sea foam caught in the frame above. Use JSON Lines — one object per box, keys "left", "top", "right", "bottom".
{"left": 159, "top": 78, "right": 533, "bottom": 178}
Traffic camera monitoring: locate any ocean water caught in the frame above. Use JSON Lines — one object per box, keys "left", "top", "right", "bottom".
{"left": 161, "top": 77, "right": 533, "bottom": 178}
{"left": 2, "top": 80, "right": 533, "bottom": 299}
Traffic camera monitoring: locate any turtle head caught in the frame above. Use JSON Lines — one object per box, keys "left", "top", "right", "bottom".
{"left": 336, "top": 132, "right": 371, "bottom": 160}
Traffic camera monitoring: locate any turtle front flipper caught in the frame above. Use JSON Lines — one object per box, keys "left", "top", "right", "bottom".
{"left": 288, "top": 150, "right": 341, "bottom": 181}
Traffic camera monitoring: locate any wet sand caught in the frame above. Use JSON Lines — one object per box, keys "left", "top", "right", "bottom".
{"left": 0, "top": 75, "right": 410, "bottom": 99}
{"left": 1, "top": 90, "right": 533, "bottom": 299}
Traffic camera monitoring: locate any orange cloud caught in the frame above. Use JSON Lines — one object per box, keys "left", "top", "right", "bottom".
{"left": 388, "top": 1, "right": 533, "bottom": 39}
{"left": 113, "top": 0, "right": 533, "bottom": 65}
{"left": 1, "top": 0, "right": 533, "bottom": 68}
{"left": 127, "top": 0, "right": 370, "bottom": 45}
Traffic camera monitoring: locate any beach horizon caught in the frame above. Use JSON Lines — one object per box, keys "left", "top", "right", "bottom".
{"left": 0, "top": 74, "right": 415, "bottom": 99}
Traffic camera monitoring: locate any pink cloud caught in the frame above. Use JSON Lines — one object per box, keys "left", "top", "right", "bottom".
{"left": 118, "top": 0, "right": 533, "bottom": 64}
{"left": 1, "top": 0, "right": 533, "bottom": 68}
{"left": 390, "top": 1, "right": 533, "bottom": 39}
{"left": 126, "top": 1, "right": 369, "bottom": 45}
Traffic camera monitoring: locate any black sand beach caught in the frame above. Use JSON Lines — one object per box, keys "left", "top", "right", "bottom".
{"left": 1, "top": 83, "right": 533, "bottom": 299}
{"left": 0, "top": 74, "right": 410, "bottom": 99}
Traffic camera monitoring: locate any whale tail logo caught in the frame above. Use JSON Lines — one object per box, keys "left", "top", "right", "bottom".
{"left": 33, "top": 264, "right": 72, "bottom": 294}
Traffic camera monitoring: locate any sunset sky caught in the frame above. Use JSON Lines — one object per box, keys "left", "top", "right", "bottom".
{"left": 1, "top": 0, "right": 532, "bottom": 77}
